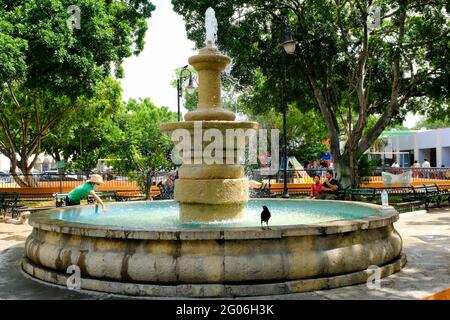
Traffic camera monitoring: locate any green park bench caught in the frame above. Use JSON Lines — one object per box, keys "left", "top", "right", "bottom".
{"left": 0, "top": 192, "right": 24, "bottom": 219}
{"left": 431, "top": 184, "right": 450, "bottom": 206}
{"left": 412, "top": 185, "right": 442, "bottom": 210}
{"left": 347, "top": 188, "right": 377, "bottom": 202}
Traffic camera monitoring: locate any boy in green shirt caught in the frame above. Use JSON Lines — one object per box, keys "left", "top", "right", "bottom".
{"left": 66, "top": 174, "right": 107, "bottom": 212}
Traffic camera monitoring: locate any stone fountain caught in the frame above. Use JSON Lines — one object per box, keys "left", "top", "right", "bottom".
{"left": 161, "top": 7, "right": 258, "bottom": 221}
{"left": 21, "top": 8, "right": 405, "bottom": 298}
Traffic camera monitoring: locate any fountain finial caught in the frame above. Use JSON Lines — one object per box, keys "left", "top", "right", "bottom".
{"left": 205, "top": 7, "right": 218, "bottom": 48}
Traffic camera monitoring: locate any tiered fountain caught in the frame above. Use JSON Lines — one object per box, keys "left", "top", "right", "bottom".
{"left": 161, "top": 8, "right": 257, "bottom": 222}
{"left": 22, "top": 8, "right": 405, "bottom": 297}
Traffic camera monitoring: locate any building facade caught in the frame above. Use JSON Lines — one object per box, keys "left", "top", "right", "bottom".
{"left": 0, "top": 153, "right": 56, "bottom": 172}
{"left": 381, "top": 128, "right": 450, "bottom": 167}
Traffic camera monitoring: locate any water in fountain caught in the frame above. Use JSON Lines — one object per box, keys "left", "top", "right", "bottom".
{"left": 52, "top": 200, "right": 380, "bottom": 229}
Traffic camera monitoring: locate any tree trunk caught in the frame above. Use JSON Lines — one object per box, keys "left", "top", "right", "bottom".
{"left": 19, "top": 162, "right": 38, "bottom": 188}
{"left": 10, "top": 169, "right": 27, "bottom": 187}
{"left": 9, "top": 164, "right": 39, "bottom": 187}
{"left": 349, "top": 152, "right": 359, "bottom": 188}
{"left": 333, "top": 155, "right": 352, "bottom": 189}
{"left": 333, "top": 150, "right": 361, "bottom": 190}
{"left": 144, "top": 171, "right": 153, "bottom": 200}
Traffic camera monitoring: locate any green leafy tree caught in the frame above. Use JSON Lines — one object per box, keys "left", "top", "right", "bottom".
{"left": 41, "top": 77, "right": 123, "bottom": 171}
{"left": 107, "top": 98, "right": 177, "bottom": 198}
{"left": 0, "top": 0, "right": 155, "bottom": 186}
{"left": 170, "top": 66, "right": 198, "bottom": 116}
{"left": 413, "top": 117, "right": 450, "bottom": 130}
{"left": 173, "top": 0, "right": 449, "bottom": 187}
{"left": 170, "top": 66, "right": 242, "bottom": 114}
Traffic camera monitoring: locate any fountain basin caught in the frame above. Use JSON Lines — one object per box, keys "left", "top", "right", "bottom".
{"left": 22, "top": 200, "right": 405, "bottom": 297}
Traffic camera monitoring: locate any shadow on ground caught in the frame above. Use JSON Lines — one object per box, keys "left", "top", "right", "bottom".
{"left": 405, "top": 216, "right": 450, "bottom": 227}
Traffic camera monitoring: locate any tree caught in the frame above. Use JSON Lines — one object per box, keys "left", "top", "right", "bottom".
{"left": 172, "top": 0, "right": 449, "bottom": 187}
{"left": 237, "top": 70, "right": 328, "bottom": 164}
{"left": 107, "top": 98, "right": 177, "bottom": 199}
{"left": 0, "top": 0, "right": 155, "bottom": 186}
{"left": 41, "top": 77, "right": 123, "bottom": 171}
{"left": 170, "top": 66, "right": 198, "bottom": 117}
{"left": 413, "top": 117, "right": 450, "bottom": 130}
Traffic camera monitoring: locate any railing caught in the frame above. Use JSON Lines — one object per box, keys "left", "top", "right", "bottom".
{"left": 0, "top": 171, "right": 174, "bottom": 200}
{"left": 0, "top": 171, "right": 174, "bottom": 188}
{"left": 249, "top": 167, "right": 450, "bottom": 184}
{"left": 1, "top": 167, "right": 449, "bottom": 201}
{"left": 368, "top": 167, "right": 450, "bottom": 182}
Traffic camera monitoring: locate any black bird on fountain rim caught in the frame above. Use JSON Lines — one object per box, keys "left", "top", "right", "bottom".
{"left": 261, "top": 205, "right": 271, "bottom": 230}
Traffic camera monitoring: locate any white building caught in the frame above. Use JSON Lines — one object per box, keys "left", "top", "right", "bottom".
{"left": 380, "top": 128, "right": 450, "bottom": 167}
{"left": 0, "top": 153, "right": 57, "bottom": 172}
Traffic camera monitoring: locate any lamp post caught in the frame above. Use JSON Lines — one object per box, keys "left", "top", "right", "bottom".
{"left": 177, "top": 65, "right": 196, "bottom": 122}
{"left": 280, "top": 22, "right": 296, "bottom": 199}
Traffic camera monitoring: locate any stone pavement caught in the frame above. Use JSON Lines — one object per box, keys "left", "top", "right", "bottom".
{"left": 0, "top": 222, "right": 32, "bottom": 251}
{"left": 0, "top": 207, "right": 449, "bottom": 300}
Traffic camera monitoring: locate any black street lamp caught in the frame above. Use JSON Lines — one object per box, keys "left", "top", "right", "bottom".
{"left": 280, "top": 22, "right": 296, "bottom": 199}
{"left": 177, "top": 65, "right": 196, "bottom": 122}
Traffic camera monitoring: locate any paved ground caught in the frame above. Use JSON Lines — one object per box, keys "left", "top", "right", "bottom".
{"left": 0, "top": 207, "right": 449, "bottom": 300}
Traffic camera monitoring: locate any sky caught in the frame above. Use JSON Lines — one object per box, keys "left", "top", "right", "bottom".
{"left": 120, "top": 0, "right": 421, "bottom": 128}
{"left": 120, "top": 0, "right": 197, "bottom": 115}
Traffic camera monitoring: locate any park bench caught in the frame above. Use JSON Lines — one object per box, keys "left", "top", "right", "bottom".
{"left": 250, "top": 182, "right": 276, "bottom": 198}
{"left": 269, "top": 184, "right": 310, "bottom": 195}
{"left": 433, "top": 184, "right": 450, "bottom": 206}
{"left": 373, "top": 186, "right": 417, "bottom": 203}
{"left": 115, "top": 191, "right": 145, "bottom": 201}
{"left": 345, "top": 187, "right": 419, "bottom": 208}
{"left": 267, "top": 183, "right": 348, "bottom": 199}
{"left": 347, "top": 188, "right": 376, "bottom": 202}
{"left": 337, "top": 187, "right": 349, "bottom": 200}
{"left": 55, "top": 191, "right": 118, "bottom": 207}
{"left": 0, "top": 192, "right": 22, "bottom": 219}
{"left": 412, "top": 185, "right": 442, "bottom": 210}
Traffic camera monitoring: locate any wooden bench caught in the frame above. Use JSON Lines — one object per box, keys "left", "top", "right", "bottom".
{"left": 115, "top": 191, "right": 145, "bottom": 201}
{"left": 269, "top": 183, "right": 310, "bottom": 195}
{"left": 268, "top": 183, "right": 348, "bottom": 199}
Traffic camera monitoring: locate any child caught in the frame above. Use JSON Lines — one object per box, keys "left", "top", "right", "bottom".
{"left": 65, "top": 174, "right": 107, "bottom": 212}
{"left": 310, "top": 175, "right": 323, "bottom": 198}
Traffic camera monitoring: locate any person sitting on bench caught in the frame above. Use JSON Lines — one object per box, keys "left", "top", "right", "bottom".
{"left": 310, "top": 175, "right": 323, "bottom": 199}
{"left": 65, "top": 174, "right": 107, "bottom": 212}
{"left": 316, "top": 170, "right": 339, "bottom": 200}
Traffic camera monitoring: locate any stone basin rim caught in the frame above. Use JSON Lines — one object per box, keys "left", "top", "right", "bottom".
{"left": 21, "top": 254, "right": 407, "bottom": 298}
{"left": 27, "top": 200, "right": 399, "bottom": 240}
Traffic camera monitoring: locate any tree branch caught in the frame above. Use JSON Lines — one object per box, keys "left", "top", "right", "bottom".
{"left": 305, "top": 67, "right": 341, "bottom": 156}
{"left": 7, "top": 82, "right": 21, "bottom": 110}
{"left": 357, "top": 5, "right": 407, "bottom": 154}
